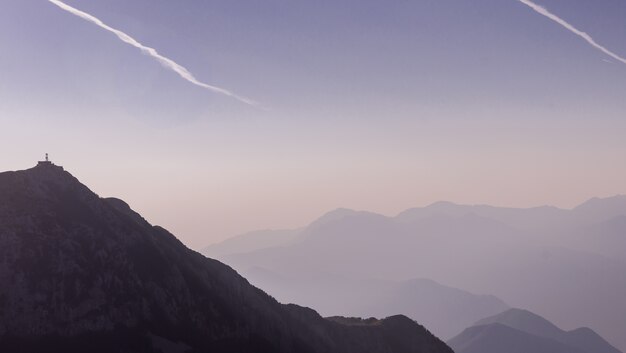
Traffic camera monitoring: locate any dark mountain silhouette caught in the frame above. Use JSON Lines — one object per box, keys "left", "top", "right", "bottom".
{"left": 0, "top": 163, "right": 453, "bottom": 353}
{"left": 204, "top": 200, "right": 626, "bottom": 351}
{"left": 449, "top": 308, "right": 621, "bottom": 353}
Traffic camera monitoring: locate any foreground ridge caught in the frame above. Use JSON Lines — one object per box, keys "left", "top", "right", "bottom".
{"left": 0, "top": 164, "right": 453, "bottom": 353}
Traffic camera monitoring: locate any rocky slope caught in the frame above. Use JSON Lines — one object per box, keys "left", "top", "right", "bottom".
{"left": 0, "top": 163, "right": 453, "bottom": 353}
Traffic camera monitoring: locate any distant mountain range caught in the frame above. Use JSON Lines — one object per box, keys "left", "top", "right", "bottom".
{"left": 448, "top": 308, "right": 621, "bottom": 353}
{"left": 204, "top": 197, "right": 626, "bottom": 351}
{"left": 204, "top": 228, "right": 303, "bottom": 258}
{"left": 237, "top": 269, "right": 509, "bottom": 340}
{"left": 206, "top": 198, "right": 626, "bottom": 260}
{"left": 0, "top": 163, "right": 453, "bottom": 353}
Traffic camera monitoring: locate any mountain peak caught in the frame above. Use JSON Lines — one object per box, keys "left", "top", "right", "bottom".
{"left": 470, "top": 308, "right": 622, "bottom": 353}
{"left": 474, "top": 308, "right": 562, "bottom": 338}
{"left": 448, "top": 322, "right": 589, "bottom": 353}
{"left": 0, "top": 166, "right": 453, "bottom": 353}
{"left": 575, "top": 195, "right": 626, "bottom": 210}
{"left": 308, "top": 208, "right": 384, "bottom": 229}
{"left": 0, "top": 164, "right": 98, "bottom": 211}
{"left": 572, "top": 195, "right": 626, "bottom": 225}
{"left": 29, "top": 161, "right": 69, "bottom": 177}
{"left": 425, "top": 201, "right": 461, "bottom": 209}
{"left": 10, "top": 162, "right": 81, "bottom": 187}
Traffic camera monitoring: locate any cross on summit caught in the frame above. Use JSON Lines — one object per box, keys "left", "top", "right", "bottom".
{"left": 38, "top": 153, "right": 53, "bottom": 166}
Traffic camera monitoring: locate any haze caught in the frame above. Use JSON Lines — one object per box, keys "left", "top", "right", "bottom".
{"left": 1, "top": 0, "right": 625, "bottom": 248}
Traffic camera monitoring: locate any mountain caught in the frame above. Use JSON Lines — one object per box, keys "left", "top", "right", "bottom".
{"left": 365, "top": 279, "right": 509, "bottom": 340}
{"left": 396, "top": 202, "right": 570, "bottom": 235}
{"left": 567, "top": 215, "right": 626, "bottom": 260}
{"left": 203, "top": 229, "right": 301, "bottom": 258}
{"left": 473, "top": 309, "right": 621, "bottom": 353}
{"left": 205, "top": 202, "right": 626, "bottom": 351}
{"left": 238, "top": 269, "right": 509, "bottom": 340}
{"left": 448, "top": 323, "right": 587, "bottom": 353}
{"left": 0, "top": 163, "right": 453, "bottom": 353}
{"left": 398, "top": 196, "right": 626, "bottom": 237}
{"left": 474, "top": 308, "right": 563, "bottom": 338}
{"left": 572, "top": 196, "right": 626, "bottom": 226}
{"left": 449, "top": 308, "right": 621, "bottom": 353}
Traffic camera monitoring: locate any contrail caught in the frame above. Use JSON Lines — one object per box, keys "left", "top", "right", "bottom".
{"left": 518, "top": 0, "right": 626, "bottom": 66}
{"left": 48, "top": 0, "right": 257, "bottom": 106}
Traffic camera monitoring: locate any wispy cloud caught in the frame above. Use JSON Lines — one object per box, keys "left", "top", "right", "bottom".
{"left": 518, "top": 0, "right": 626, "bottom": 66}
{"left": 48, "top": 0, "right": 257, "bottom": 106}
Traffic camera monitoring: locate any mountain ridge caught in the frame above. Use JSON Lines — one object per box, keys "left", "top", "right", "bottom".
{"left": 448, "top": 323, "right": 588, "bottom": 353}
{"left": 471, "top": 308, "right": 621, "bottom": 353}
{"left": 0, "top": 163, "right": 453, "bottom": 353}
{"left": 204, "top": 195, "right": 626, "bottom": 256}
{"left": 203, "top": 194, "right": 626, "bottom": 351}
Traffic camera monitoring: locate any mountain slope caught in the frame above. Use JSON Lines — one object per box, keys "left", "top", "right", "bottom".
{"left": 0, "top": 163, "right": 453, "bottom": 353}
{"left": 448, "top": 323, "right": 587, "bottom": 353}
{"left": 474, "top": 309, "right": 621, "bottom": 353}
{"left": 572, "top": 196, "right": 626, "bottom": 225}
{"left": 474, "top": 308, "right": 561, "bottom": 337}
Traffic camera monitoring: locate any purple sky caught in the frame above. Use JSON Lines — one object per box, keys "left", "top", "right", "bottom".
{"left": 1, "top": 0, "right": 625, "bottom": 248}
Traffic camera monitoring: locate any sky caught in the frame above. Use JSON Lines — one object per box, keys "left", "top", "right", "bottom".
{"left": 1, "top": 0, "right": 625, "bottom": 249}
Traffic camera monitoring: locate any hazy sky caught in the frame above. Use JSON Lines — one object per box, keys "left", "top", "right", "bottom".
{"left": 1, "top": 0, "right": 625, "bottom": 248}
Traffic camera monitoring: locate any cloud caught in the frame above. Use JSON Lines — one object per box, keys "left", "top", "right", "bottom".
{"left": 518, "top": 0, "right": 626, "bottom": 66}
{"left": 48, "top": 0, "right": 257, "bottom": 106}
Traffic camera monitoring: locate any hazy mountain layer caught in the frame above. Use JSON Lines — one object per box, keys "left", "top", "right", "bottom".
{"left": 448, "top": 323, "right": 587, "bottom": 353}
{"left": 239, "top": 269, "right": 509, "bottom": 340}
{"left": 205, "top": 199, "right": 626, "bottom": 351}
{"left": 449, "top": 308, "right": 621, "bottom": 353}
{"left": 204, "top": 229, "right": 302, "bottom": 258}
